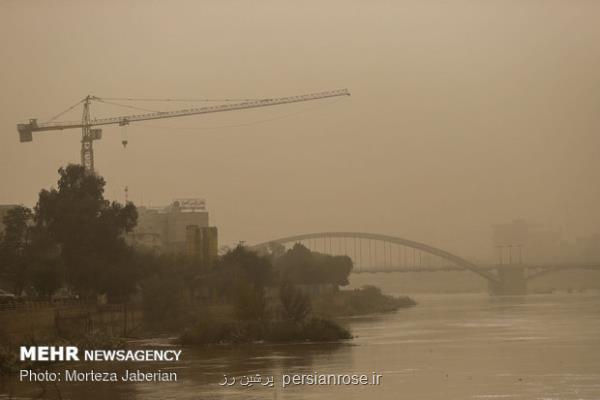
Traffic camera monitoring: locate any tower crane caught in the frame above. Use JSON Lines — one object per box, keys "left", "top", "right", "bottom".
{"left": 17, "top": 89, "right": 350, "bottom": 172}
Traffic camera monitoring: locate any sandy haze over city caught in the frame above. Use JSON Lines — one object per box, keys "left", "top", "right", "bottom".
{"left": 1, "top": 0, "right": 599, "bottom": 261}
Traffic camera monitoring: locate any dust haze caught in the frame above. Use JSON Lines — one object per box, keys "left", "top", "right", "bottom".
{"left": 1, "top": 0, "right": 599, "bottom": 261}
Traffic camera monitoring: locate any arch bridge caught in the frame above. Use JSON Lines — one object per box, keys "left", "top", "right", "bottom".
{"left": 251, "top": 232, "right": 600, "bottom": 295}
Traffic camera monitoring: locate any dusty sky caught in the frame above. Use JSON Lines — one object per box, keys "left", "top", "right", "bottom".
{"left": 1, "top": 0, "right": 599, "bottom": 261}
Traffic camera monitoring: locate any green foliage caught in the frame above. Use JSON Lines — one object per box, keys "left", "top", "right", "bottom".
{"left": 178, "top": 246, "right": 357, "bottom": 343}
{"left": 141, "top": 274, "right": 188, "bottom": 329}
{"left": 139, "top": 252, "right": 202, "bottom": 329}
{"left": 232, "top": 279, "right": 266, "bottom": 321}
{"left": 207, "top": 246, "right": 273, "bottom": 322}
{"left": 0, "top": 206, "right": 31, "bottom": 258}
{"left": 263, "top": 320, "right": 304, "bottom": 342}
{"left": 25, "top": 225, "right": 64, "bottom": 299}
{"left": 0, "top": 164, "right": 139, "bottom": 301}
{"left": 299, "top": 318, "right": 352, "bottom": 341}
{"left": 348, "top": 285, "right": 416, "bottom": 313}
{"left": 263, "top": 318, "right": 352, "bottom": 342}
{"left": 0, "top": 206, "right": 65, "bottom": 298}
{"left": 267, "top": 242, "right": 286, "bottom": 258}
{"left": 279, "top": 281, "right": 312, "bottom": 322}
{"left": 33, "top": 164, "right": 138, "bottom": 300}
{"left": 265, "top": 317, "right": 352, "bottom": 342}
{"left": 274, "top": 243, "right": 353, "bottom": 286}
{"left": 0, "top": 206, "right": 33, "bottom": 293}
{"left": 314, "top": 285, "right": 417, "bottom": 317}
{"left": 28, "top": 257, "right": 64, "bottom": 299}
{"left": 178, "top": 317, "right": 351, "bottom": 345}
{"left": 216, "top": 245, "right": 274, "bottom": 290}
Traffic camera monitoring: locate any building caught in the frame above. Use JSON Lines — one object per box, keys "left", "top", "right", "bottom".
{"left": 186, "top": 225, "right": 219, "bottom": 270}
{"left": 127, "top": 199, "right": 218, "bottom": 261}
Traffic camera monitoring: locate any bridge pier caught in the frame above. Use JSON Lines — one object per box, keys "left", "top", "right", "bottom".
{"left": 489, "top": 266, "right": 527, "bottom": 295}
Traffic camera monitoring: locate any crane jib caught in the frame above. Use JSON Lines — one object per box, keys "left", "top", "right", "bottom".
{"left": 16, "top": 88, "right": 350, "bottom": 171}
{"left": 16, "top": 89, "right": 350, "bottom": 140}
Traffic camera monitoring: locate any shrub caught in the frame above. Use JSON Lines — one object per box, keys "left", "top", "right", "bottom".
{"left": 141, "top": 275, "right": 189, "bottom": 329}
{"left": 279, "top": 282, "right": 311, "bottom": 322}
{"left": 301, "top": 318, "right": 352, "bottom": 341}
{"left": 177, "top": 317, "right": 352, "bottom": 345}
{"left": 232, "top": 280, "right": 266, "bottom": 321}
{"left": 264, "top": 320, "right": 303, "bottom": 342}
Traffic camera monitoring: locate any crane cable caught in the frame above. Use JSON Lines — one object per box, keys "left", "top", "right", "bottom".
{"left": 98, "top": 96, "right": 266, "bottom": 103}
{"left": 43, "top": 96, "right": 158, "bottom": 124}
{"left": 93, "top": 98, "right": 159, "bottom": 113}
{"left": 45, "top": 98, "right": 86, "bottom": 122}
{"left": 133, "top": 96, "right": 346, "bottom": 132}
{"left": 43, "top": 95, "right": 288, "bottom": 124}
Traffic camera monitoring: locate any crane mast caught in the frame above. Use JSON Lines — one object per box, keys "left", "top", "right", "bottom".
{"left": 17, "top": 89, "right": 350, "bottom": 172}
{"left": 81, "top": 96, "right": 93, "bottom": 171}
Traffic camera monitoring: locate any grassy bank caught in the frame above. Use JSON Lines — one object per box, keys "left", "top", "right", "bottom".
{"left": 177, "top": 317, "right": 351, "bottom": 345}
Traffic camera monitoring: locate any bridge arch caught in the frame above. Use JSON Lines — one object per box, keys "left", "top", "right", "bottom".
{"left": 251, "top": 232, "right": 499, "bottom": 283}
{"left": 525, "top": 264, "right": 600, "bottom": 282}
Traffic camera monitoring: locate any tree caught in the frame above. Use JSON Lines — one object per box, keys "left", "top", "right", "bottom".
{"left": 215, "top": 245, "right": 274, "bottom": 293}
{"left": 279, "top": 281, "right": 311, "bottom": 323}
{"left": 27, "top": 257, "right": 63, "bottom": 300}
{"left": 0, "top": 206, "right": 64, "bottom": 298}
{"left": 142, "top": 273, "right": 188, "bottom": 328}
{"left": 274, "top": 244, "right": 314, "bottom": 284}
{"left": 211, "top": 245, "right": 273, "bottom": 321}
{"left": 267, "top": 242, "right": 286, "bottom": 259}
{"left": 25, "top": 225, "right": 64, "bottom": 299}
{"left": 232, "top": 279, "right": 267, "bottom": 321}
{"left": 0, "top": 206, "right": 33, "bottom": 294}
{"left": 313, "top": 252, "right": 353, "bottom": 286}
{"left": 34, "top": 164, "right": 138, "bottom": 301}
{"left": 274, "top": 243, "right": 353, "bottom": 287}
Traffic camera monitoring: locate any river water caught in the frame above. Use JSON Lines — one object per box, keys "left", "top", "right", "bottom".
{"left": 2, "top": 292, "right": 600, "bottom": 400}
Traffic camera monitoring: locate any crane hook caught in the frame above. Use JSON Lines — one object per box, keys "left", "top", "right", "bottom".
{"left": 119, "top": 119, "right": 129, "bottom": 148}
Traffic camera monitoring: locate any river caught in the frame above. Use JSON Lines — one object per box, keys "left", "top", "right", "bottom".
{"left": 2, "top": 292, "right": 599, "bottom": 400}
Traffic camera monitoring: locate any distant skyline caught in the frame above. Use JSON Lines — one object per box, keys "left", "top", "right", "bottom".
{"left": 2, "top": 1, "right": 599, "bottom": 261}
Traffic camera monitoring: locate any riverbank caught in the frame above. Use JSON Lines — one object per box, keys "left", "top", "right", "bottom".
{"left": 0, "top": 284, "right": 414, "bottom": 352}
{"left": 176, "top": 285, "right": 414, "bottom": 346}
{"left": 177, "top": 317, "right": 352, "bottom": 345}
{"left": 313, "top": 285, "right": 417, "bottom": 317}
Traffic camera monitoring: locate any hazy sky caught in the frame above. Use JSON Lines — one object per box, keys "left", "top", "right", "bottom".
{"left": 1, "top": 1, "right": 599, "bottom": 261}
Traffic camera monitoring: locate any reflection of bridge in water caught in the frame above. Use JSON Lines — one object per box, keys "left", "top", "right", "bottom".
{"left": 251, "top": 232, "right": 600, "bottom": 295}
